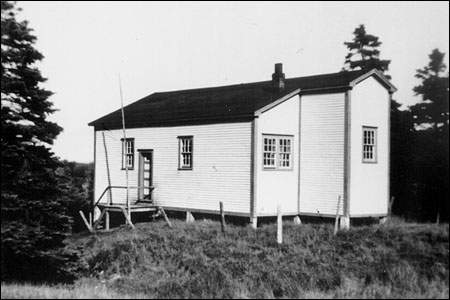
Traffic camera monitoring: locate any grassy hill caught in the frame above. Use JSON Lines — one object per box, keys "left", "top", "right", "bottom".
{"left": 2, "top": 218, "right": 449, "bottom": 299}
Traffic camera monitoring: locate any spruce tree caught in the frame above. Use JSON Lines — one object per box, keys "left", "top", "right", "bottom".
{"left": 410, "top": 49, "right": 449, "bottom": 132}
{"left": 343, "top": 24, "right": 391, "bottom": 79}
{"left": 343, "top": 24, "right": 417, "bottom": 219}
{"left": 1, "top": 1, "right": 80, "bottom": 282}
{"left": 409, "top": 49, "right": 449, "bottom": 222}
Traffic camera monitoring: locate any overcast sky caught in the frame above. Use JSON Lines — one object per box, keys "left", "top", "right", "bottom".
{"left": 18, "top": 1, "right": 449, "bottom": 163}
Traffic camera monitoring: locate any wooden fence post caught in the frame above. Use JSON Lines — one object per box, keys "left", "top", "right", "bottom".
{"left": 186, "top": 211, "right": 195, "bottom": 223}
{"left": 334, "top": 195, "right": 341, "bottom": 235}
{"left": 277, "top": 204, "right": 283, "bottom": 244}
{"left": 105, "top": 211, "right": 110, "bottom": 231}
{"left": 220, "top": 202, "right": 226, "bottom": 233}
{"left": 250, "top": 217, "right": 257, "bottom": 229}
{"left": 388, "top": 196, "right": 395, "bottom": 216}
{"left": 380, "top": 196, "right": 395, "bottom": 225}
{"left": 79, "top": 211, "right": 93, "bottom": 233}
{"left": 159, "top": 207, "right": 172, "bottom": 228}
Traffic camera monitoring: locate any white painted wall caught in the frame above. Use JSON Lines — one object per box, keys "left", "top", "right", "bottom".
{"left": 299, "top": 93, "right": 346, "bottom": 216}
{"left": 256, "top": 95, "right": 300, "bottom": 216}
{"left": 93, "top": 78, "right": 389, "bottom": 219}
{"left": 349, "top": 77, "right": 389, "bottom": 216}
{"left": 94, "top": 122, "right": 252, "bottom": 215}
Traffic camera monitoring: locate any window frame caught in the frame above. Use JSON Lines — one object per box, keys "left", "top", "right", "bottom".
{"left": 178, "top": 136, "right": 193, "bottom": 170}
{"left": 362, "top": 126, "right": 377, "bottom": 163}
{"left": 262, "top": 136, "right": 277, "bottom": 169}
{"left": 262, "top": 134, "right": 294, "bottom": 171}
{"left": 278, "top": 137, "right": 293, "bottom": 170}
{"left": 121, "top": 138, "right": 135, "bottom": 170}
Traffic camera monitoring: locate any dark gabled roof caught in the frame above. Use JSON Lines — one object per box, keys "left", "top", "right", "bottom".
{"left": 89, "top": 69, "right": 394, "bottom": 130}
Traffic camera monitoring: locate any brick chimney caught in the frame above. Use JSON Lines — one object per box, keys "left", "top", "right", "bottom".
{"left": 272, "top": 63, "right": 285, "bottom": 90}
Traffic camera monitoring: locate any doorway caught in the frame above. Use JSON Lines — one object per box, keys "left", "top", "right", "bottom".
{"left": 138, "top": 150, "right": 153, "bottom": 201}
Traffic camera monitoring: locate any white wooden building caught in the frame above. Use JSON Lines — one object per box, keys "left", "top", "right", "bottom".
{"left": 89, "top": 64, "right": 397, "bottom": 227}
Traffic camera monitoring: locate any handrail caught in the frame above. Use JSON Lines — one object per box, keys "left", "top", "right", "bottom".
{"left": 94, "top": 185, "right": 154, "bottom": 208}
{"left": 109, "top": 186, "right": 152, "bottom": 189}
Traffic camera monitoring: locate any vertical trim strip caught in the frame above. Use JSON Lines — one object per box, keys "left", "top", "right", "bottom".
{"left": 138, "top": 152, "right": 143, "bottom": 200}
{"left": 178, "top": 137, "right": 180, "bottom": 169}
{"left": 387, "top": 92, "right": 392, "bottom": 213}
{"left": 250, "top": 118, "right": 258, "bottom": 220}
{"left": 343, "top": 91, "right": 351, "bottom": 217}
{"left": 93, "top": 129, "right": 96, "bottom": 218}
{"left": 297, "top": 95, "right": 302, "bottom": 214}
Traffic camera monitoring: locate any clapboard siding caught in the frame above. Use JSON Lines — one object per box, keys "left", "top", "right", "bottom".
{"left": 94, "top": 122, "right": 252, "bottom": 214}
{"left": 256, "top": 95, "right": 300, "bottom": 215}
{"left": 299, "top": 93, "right": 345, "bottom": 215}
{"left": 349, "top": 77, "right": 389, "bottom": 216}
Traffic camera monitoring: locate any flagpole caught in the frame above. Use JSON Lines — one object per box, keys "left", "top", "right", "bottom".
{"left": 119, "top": 74, "right": 130, "bottom": 221}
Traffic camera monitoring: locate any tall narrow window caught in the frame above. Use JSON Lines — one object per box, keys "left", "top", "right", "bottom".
{"left": 178, "top": 136, "right": 193, "bottom": 170}
{"left": 263, "top": 137, "right": 276, "bottom": 168}
{"left": 263, "top": 134, "right": 293, "bottom": 170}
{"left": 279, "top": 138, "right": 292, "bottom": 169}
{"left": 362, "top": 127, "right": 377, "bottom": 163}
{"left": 121, "top": 138, "right": 135, "bottom": 170}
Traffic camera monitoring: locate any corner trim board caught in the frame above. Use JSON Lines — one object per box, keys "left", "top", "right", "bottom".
{"left": 387, "top": 93, "right": 392, "bottom": 214}
{"left": 343, "top": 90, "right": 351, "bottom": 217}
{"left": 250, "top": 118, "right": 258, "bottom": 221}
{"left": 297, "top": 94, "right": 302, "bottom": 214}
{"left": 93, "top": 129, "right": 96, "bottom": 218}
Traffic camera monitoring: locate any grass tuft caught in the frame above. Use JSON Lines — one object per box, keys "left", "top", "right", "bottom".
{"left": 2, "top": 219, "right": 448, "bottom": 298}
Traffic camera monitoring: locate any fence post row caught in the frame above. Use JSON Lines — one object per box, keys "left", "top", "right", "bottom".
{"left": 277, "top": 204, "right": 283, "bottom": 244}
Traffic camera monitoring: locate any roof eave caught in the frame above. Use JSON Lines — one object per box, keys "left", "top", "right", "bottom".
{"left": 90, "top": 114, "right": 256, "bottom": 131}
{"left": 88, "top": 110, "right": 121, "bottom": 127}
{"left": 254, "top": 88, "right": 301, "bottom": 116}
{"left": 349, "top": 69, "right": 397, "bottom": 93}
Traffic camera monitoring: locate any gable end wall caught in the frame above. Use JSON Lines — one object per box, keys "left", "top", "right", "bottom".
{"left": 349, "top": 77, "right": 390, "bottom": 216}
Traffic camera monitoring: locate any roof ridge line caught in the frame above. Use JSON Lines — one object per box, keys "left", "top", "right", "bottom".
{"left": 153, "top": 69, "right": 365, "bottom": 96}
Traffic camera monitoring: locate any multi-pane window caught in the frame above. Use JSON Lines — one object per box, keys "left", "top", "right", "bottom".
{"left": 263, "top": 137, "right": 277, "bottom": 168}
{"left": 178, "top": 136, "right": 193, "bottom": 170}
{"left": 362, "top": 127, "right": 377, "bottom": 163}
{"left": 121, "top": 138, "right": 134, "bottom": 170}
{"left": 263, "top": 135, "right": 293, "bottom": 170}
{"left": 279, "top": 138, "right": 292, "bottom": 168}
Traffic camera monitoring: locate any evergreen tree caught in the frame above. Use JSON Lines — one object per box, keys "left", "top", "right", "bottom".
{"left": 58, "top": 160, "right": 94, "bottom": 233}
{"left": 342, "top": 25, "right": 418, "bottom": 220}
{"left": 389, "top": 99, "right": 417, "bottom": 219}
{"left": 409, "top": 49, "right": 449, "bottom": 222}
{"left": 410, "top": 49, "right": 449, "bottom": 132}
{"left": 343, "top": 24, "right": 391, "bottom": 79}
{"left": 1, "top": 1, "right": 80, "bottom": 282}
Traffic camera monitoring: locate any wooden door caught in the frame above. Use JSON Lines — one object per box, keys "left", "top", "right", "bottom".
{"left": 138, "top": 150, "right": 153, "bottom": 201}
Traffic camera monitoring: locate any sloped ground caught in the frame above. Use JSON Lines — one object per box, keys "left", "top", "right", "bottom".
{"left": 2, "top": 218, "right": 449, "bottom": 298}
{"left": 0, "top": 282, "right": 147, "bottom": 299}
